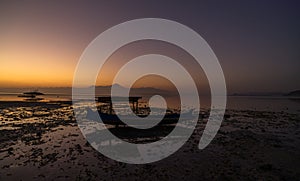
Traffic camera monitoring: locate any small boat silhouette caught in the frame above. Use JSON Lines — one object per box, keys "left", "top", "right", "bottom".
{"left": 86, "top": 107, "right": 195, "bottom": 126}
{"left": 23, "top": 91, "right": 44, "bottom": 95}
{"left": 18, "top": 90, "right": 44, "bottom": 101}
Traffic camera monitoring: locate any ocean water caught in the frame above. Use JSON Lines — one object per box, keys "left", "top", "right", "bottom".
{"left": 0, "top": 89, "right": 299, "bottom": 180}
{"left": 0, "top": 88, "right": 299, "bottom": 113}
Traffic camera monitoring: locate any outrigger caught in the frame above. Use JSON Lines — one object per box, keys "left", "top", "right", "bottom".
{"left": 18, "top": 90, "right": 44, "bottom": 101}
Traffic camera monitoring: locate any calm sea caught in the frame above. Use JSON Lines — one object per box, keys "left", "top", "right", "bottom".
{"left": 0, "top": 88, "right": 299, "bottom": 113}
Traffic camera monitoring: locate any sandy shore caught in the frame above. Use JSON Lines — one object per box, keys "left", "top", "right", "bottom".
{"left": 0, "top": 101, "right": 299, "bottom": 180}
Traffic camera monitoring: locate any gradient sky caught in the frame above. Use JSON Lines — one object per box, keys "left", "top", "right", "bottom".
{"left": 0, "top": 1, "right": 299, "bottom": 93}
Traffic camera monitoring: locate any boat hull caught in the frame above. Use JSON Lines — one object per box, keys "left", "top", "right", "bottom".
{"left": 86, "top": 108, "right": 195, "bottom": 126}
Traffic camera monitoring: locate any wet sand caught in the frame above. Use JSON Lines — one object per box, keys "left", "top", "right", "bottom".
{"left": 0, "top": 101, "right": 299, "bottom": 180}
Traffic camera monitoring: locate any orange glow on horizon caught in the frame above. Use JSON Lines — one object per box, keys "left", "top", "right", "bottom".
{"left": 0, "top": 47, "right": 76, "bottom": 88}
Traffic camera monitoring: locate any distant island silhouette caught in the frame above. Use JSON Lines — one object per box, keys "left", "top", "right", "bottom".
{"left": 286, "top": 90, "right": 300, "bottom": 97}
{"left": 230, "top": 90, "right": 300, "bottom": 97}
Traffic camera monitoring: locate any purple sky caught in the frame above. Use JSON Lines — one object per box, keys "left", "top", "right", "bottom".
{"left": 0, "top": 0, "right": 299, "bottom": 93}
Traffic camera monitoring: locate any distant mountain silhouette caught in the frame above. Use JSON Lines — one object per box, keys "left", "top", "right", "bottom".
{"left": 286, "top": 90, "right": 300, "bottom": 97}
{"left": 93, "top": 84, "right": 172, "bottom": 97}
{"left": 230, "top": 90, "right": 300, "bottom": 97}
{"left": 230, "top": 92, "right": 284, "bottom": 96}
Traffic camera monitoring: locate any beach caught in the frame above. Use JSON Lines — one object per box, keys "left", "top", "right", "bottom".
{"left": 1, "top": 1, "right": 300, "bottom": 180}
{"left": 0, "top": 100, "right": 299, "bottom": 180}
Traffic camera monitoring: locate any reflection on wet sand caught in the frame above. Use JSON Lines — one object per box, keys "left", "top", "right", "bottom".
{"left": 0, "top": 101, "right": 299, "bottom": 180}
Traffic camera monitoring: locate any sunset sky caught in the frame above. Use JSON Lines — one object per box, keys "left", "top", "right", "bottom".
{"left": 0, "top": 1, "right": 299, "bottom": 93}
